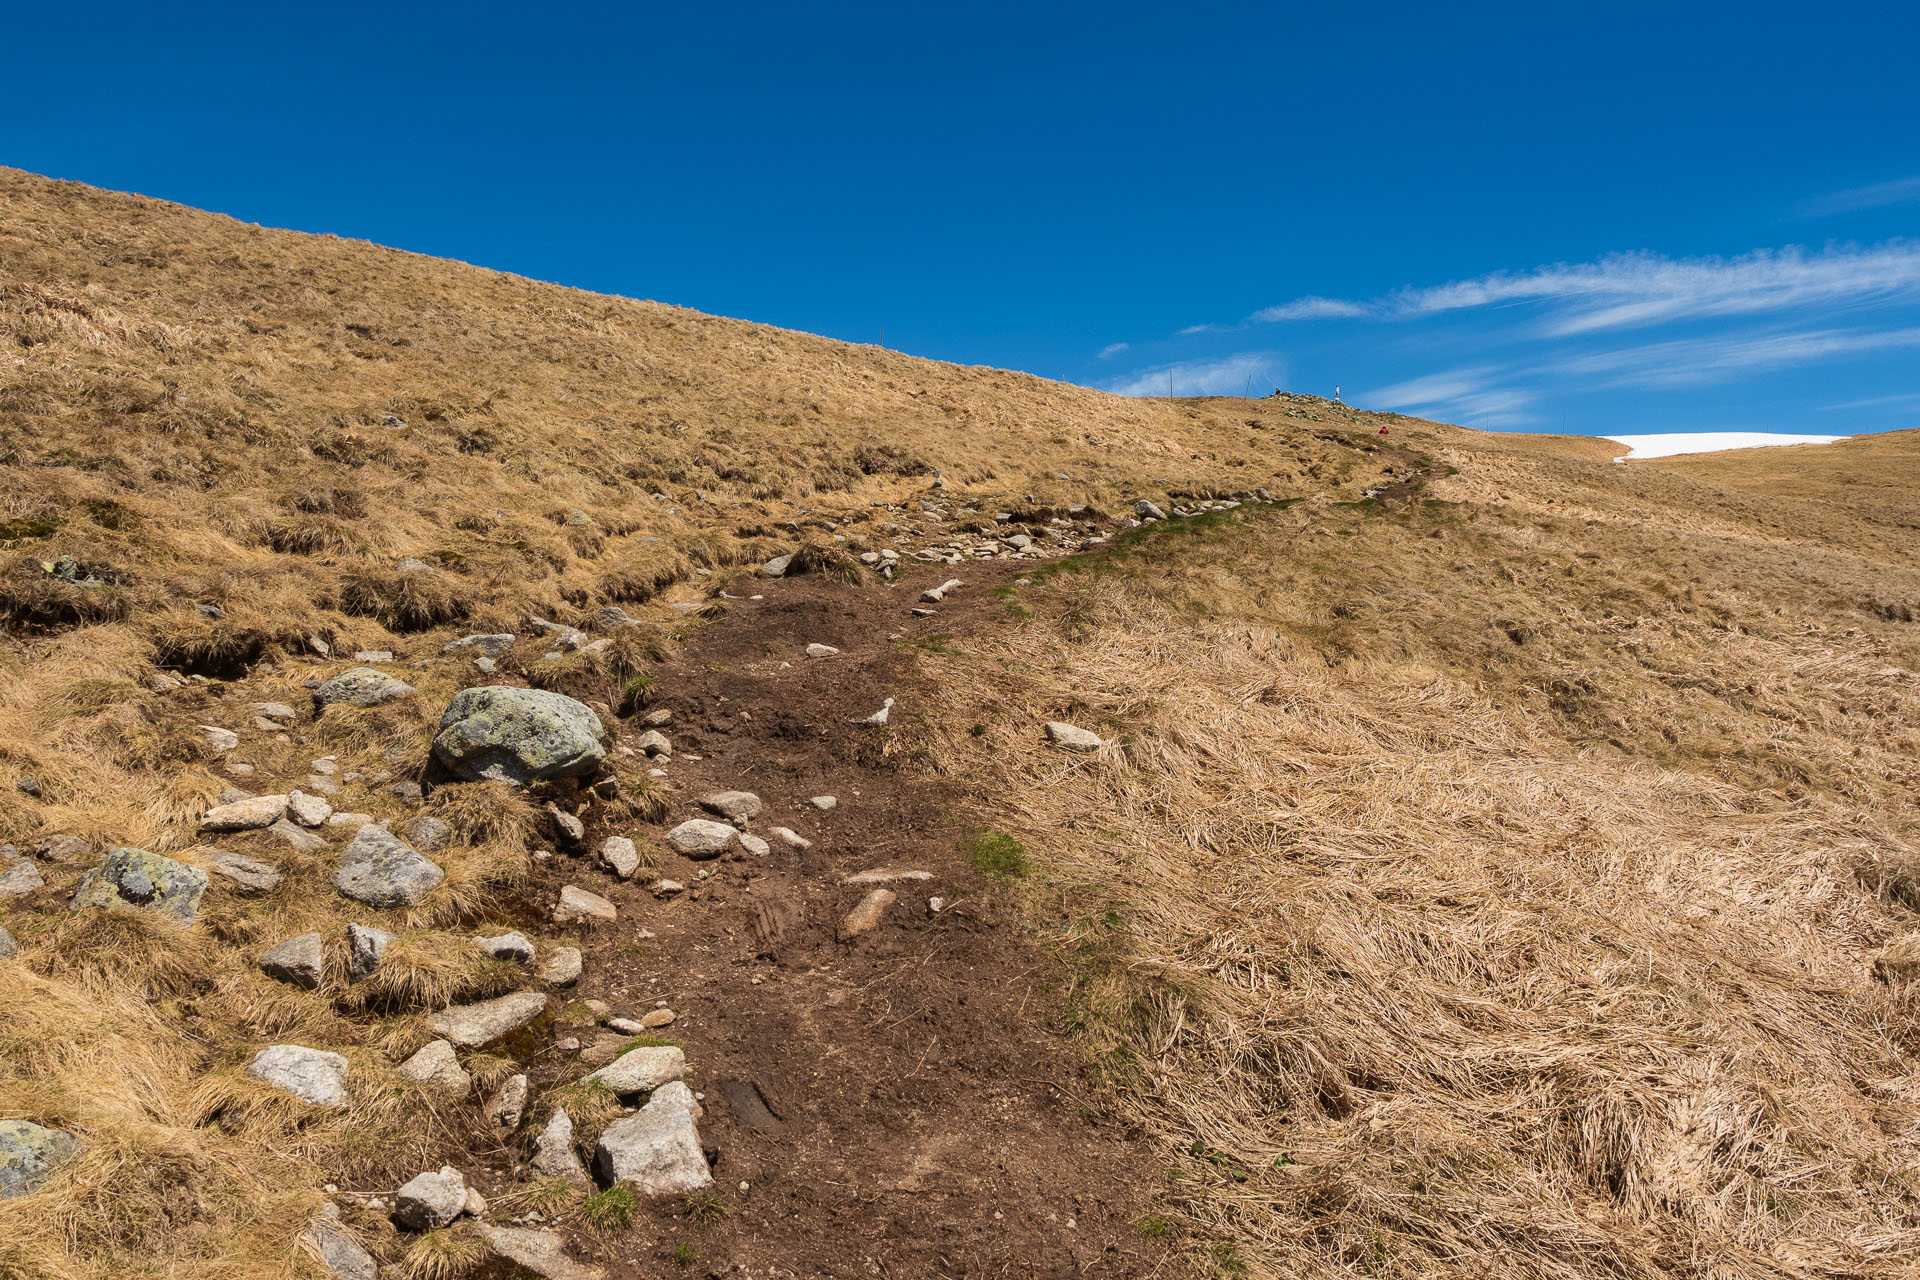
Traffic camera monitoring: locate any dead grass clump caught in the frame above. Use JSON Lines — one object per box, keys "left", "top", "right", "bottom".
{"left": 398, "top": 1227, "right": 487, "bottom": 1280}
{"left": 420, "top": 779, "right": 536, "bottom": 847}
{"left": 0, "top": 555, "right": 132, "bottom": 631}
{"left": 520, "top": 629, "right": 664, "bottom": 706}
{"left": 149, "top": 620, "right": 273, "bottom": 678}
{"left": 254, "top": 514, "right": 362, "bottom": 557}
{"left": 790, "top": 540, "right": 864, "bottom": 584}
{"left": 336, "top": 931, "right": 519, "bottom": 1013}
{"left": 34, "top": 907, "right": 218, "bottom": 1001}
{"left": 597, "top": 545, "right": 691, "bottom": 603}
{"left": 541, "top": 1080, "right": 622, "bottom": 1148}
{"left": 335, "top": 565, "right": 473, "bottom": 632}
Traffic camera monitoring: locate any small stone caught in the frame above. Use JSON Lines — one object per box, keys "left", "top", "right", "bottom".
{"left": 1133, "top": 499, "right": 1167, "bottom": 520}
{"left": 600, "top": 836, "right": 640, "bottom": 880}
{"left": 921, "top": 578, "right": 963, "bottom": 603}
{"left": 393, "top": 1166, "right": 467, "bottom": 1231}
{"left": 553, "top": 884, "right": 616, "bottom": 925}
{"left": 761, "top": 554, "right": 794, "bottom": 577}
{"left": 642, "top": 708, "right": 673, "bottom": 727}
{"left": 270, "top": 819, "right": 329, "bottom": 853}
{"left": 666, "top": 819, "right": 736, "bottom": 859}
{"left": 910, "top": 607, "right": 936, "bottom": 617}
{"left": 308, "top": 1207, "right": 377, "bottom": 1280}
{"left": 0, "top": 851, "right": 45, "bottom": 898}
{"left": 389, "top": 781, "right": 424, "bottom": 803}
{"left": 839, "top": 888, "right": 896, "bottom": 940}
{"left": 305, "top": 773, "right": 342, "bottom": 796}
{"left": 425, "top": 992, "right": 549, "bottom": 1047}
{"left": 246, "top": 1044, "right": 349, "bottom": 1108}
{"left": 928, "top": 896, "right": 948, "bottom": 914}
{"left": 804, "top": 643, "right": 839, "bottom": 658}
{"left": 592, "top": 1081, "right": 712, "bottom": 1196}
{"left": 770, "top": 826, "right": 812, "bottom": 849}
{"left": 441, "top": 633, "right": 517, "bottom": 658}
{"left": 353, "top": 650, "right": 394, "bottom": 664}
{"left": 327, "top": 811, "right": 374, "bottom": 828}
{"left": 36, "top": 834, "right": 90, "bottom": 863}
{"left": 406, "top": 816, "right": 452, "bottom": 852}
{"left": 635, "top": 730, "right": 672, "bottom": 758}
{"left": 474, "top": 1225, "right": 605, "bottom": 1280}
{"left": 200, "top": 725, "right": 240, "bottom": 751}
{"left": 640, "top": 1008, "right": 676, "bottom": 1028}
{"left": 650, "top": 879, "right": 685, "bottom": 898}
{"left": 0, "top": 1120, "right": 81, "bottom": 1200}
{"left": 200, "top": 794, "right": 289, "bottom": 831}
{"left": 313, "top": 667, "right": 415, "bottom": 709}
{"left": 464, "top": 1186, "right": 488, "bottom": 1217}
{"left": 346, "top": 924, "right": 394, "bottom": 981}
{"left": 699, "top": 791, "right": 762, "bottom": 822}
{"left": 260, "top": 932, "right": 325, "bottom": 989}
{"left": 530, "top": 1110, "right": 589, "bottom": 1181}
{"left": 15, "top": 775, "right": 41, "bottom": 798}
{"left": 585, "top": 1045, "right": 687, "bottom": 1097}
{"left": 0, "top": 926, "right": 15, "bottom": 959}
{"left": 810, "top": 795, "right": 837, "bottom": 811}
{"left": 843, "top": 867, "right": 933, "bottom": 885}
{"left": 398, "top": 1040, "right": 470, "bottom": 1095}
{"left": 737, "top": 833, "right": 770, "bottom": 857}
{"left": 70, "top": 847, "right": 208, "bottom": 921}
{"left": 473, "top": 931, "right": 536, "bottom": 964}
{"left": 539, "top": 946, "right": 583, "bottom": 987}
{"left": 547, "top": 805, "right": 585, "bottom": 846}
{"left": 250, "top": 701, "right": 298, "bottom": 723}
{"left": 485, "top": 1074, "right": 530, "bottom": 1131}
{"left": 287, "top": 790, "right": 332, "bottom": 827}
{"left": 332, "top": 825, "right": 444, "bottom": 908}
{"left": 1044, "top": 720, "right": 1104, "bottom": 752}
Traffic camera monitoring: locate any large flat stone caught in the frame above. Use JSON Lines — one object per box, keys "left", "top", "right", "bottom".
{"left": 425, "top": 991, "right": 548, "bottom": 1047}
{"left": 584, "top": 1045, "right": 686, "bottom": 1097}
{"left": 331, "top": 824, "right": 443, "bottom": 908}
{"left": 665, "top": 819, "right": 736, "bottom": 860}
{"left": 246, "top": 1044, "right": 349, "bottom": 1108}
{"left": 592, "top": 1081, "right": 712, "bottom": 1195}
{"left": 199, "top": 794, "right": 288, "bottom": 831}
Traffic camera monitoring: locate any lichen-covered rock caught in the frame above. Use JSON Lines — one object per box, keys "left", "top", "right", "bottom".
{"left": 592, "top": 1081, "right": 713, "bottom": 1195}
{"left": 331, "top": 825, "right": 443, "bottom": 908}
{"left": 246, "top": 1044, "right": 349, "bottom": 1107}
{"left": 313, "top": 667, "right": 415, "bottom": 709}
{"left": 431, "top": 687, "right": 605, "bottom": 785}
{"left": 346, "top": 923, "right": 394, "bottom": 980}
{"left": 70, "top": 847, "right": 208, "bottom": 922}
{"left": 209, "top": 851, "right": 281, "bottom": 893}
{"left": 0, "top": 1119, "right": 80, "bottom": 1199}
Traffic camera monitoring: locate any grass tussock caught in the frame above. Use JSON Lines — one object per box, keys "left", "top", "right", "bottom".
{"left": 337, "top": 931, "right": 521, "bottom": 1013}
{"left": 397, "top": 1228, "right": 487, "bottom": 1280}
{"left": 335, "top": 564, "right": 474, "bottom": 632}
{"left": 32, "top": 907, "right": 220, "bottom": 1001}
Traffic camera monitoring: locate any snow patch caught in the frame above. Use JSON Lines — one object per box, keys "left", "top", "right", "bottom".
{"left": 1605, "top": 432, "right": 1849, "bottom": 461}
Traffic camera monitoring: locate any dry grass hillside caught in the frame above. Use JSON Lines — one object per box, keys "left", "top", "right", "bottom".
{"left": 2, "top": 167, "right": 1919, "bottom": 1280}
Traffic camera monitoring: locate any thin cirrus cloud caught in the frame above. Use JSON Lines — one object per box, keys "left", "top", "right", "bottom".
{"left": 1795, "top": 174, "right": 1920, "bottom": 219}
{"left": 1104, "top": 351, "right": 1283, "bottom": 398}
{"left": 1363, "top": 368, "right": 1537, "bottom": 427}
{"left": 1095, "top": 341, "right": 1131, "bottom": 360}
{"left": 1551, "top": 325, "right": 1920, "bottom": 387}
{"left": 1249, "top": 241, "right": 1920, "bottom": 337}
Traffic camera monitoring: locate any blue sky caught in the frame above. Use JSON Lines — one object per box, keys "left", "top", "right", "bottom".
{"left": 7, "top": 1, "right": 1918, "bottom": 437}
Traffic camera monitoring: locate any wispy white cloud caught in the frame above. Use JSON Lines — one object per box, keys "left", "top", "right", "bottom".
{"left": 1824, "top": 391, "right": 1920, "bottom": 411}
{"left": 1360, "top": 367, "right": 1536, "bottom": 427}
{"left": 1796, "top": 175, "right": 1920, "bottom": 219}
{"left": 1551, "top": 325, "right": 1920, "bottom": 387}
{"left": 1250, "top": 241, "right": 1920, "bottom": 337}
{"left": 1249, "top": 295, "right": 1371, "bottom": 323}
{"left": 1096, "top": 341, "right": 1130, "bottom": 360}
{"left": 1176, "top": 322, "right": 1221, "bottom": 336}
{"left": 1366, "top": 368, "right": 1499, "bottom": 409}
{"left": 1104, "top": 351, "right": 1283, "bottom": 398}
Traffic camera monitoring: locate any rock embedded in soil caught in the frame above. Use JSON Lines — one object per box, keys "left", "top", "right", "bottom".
{"left": 810, "top": 795, "right": 837, "bottom": 811}
{"left": 737, "top": 833, "right": 770, "bottom": 857}
{"left": 640, "top": 1008, "right": 676, "bottom": 1028}
{"left": 398, "top": 1039, "right": 471, "bottom": 1095}
{"left": 650, "top": 879, "right": 685, "bottom": 898}
{"left": 406, "top": 815, "right": 451, "bottom": 851}
{"left": 200, "top": 725, "right": 240, "bottom": 751}
{"left": 921, "top": 577, "right": 963, "bottom": 602}
{"left": 592, "top": 1080, "right": 713, "bottom": 1196}
{"left": 70, "top": 847, "right": 208, "bottom": 921}
{"left": 286, "top": 790, "right": 332, "bottom": 827}
{"left": 0, "top": 851, "right": 44, "bottom": 898}
{"left": 260, "top": 932, "right": 325, "bottom": 989}
{"left": 313, "top": 667, "right": 415, "bottom": 709}
{"left": 308, "top": 1205, "right": 376, "bottom": 1280}
{"left": 393, "top": 1166, "right": 467, "bottom": 1231}
{"left": 839, "top": 888, "right": 896, "bottom": 940}
{"left": 475, "top": 1225, "right": 605, "bottom": 1280}
{"left": 635, "top": 730, "right": 672, "bottom": 758}
{"left": 346, "top": 923, "right": 394, "bottom": 981}
{"left": 531, "top": 1109, "right": 589, "bottom": 1181}
{"left": 553, "top": 884, "right": 616, "bottom": 925}
{"left": 200, "top": 793, "right": 289, "bottom": 831}
{"left": 270, "top": 819, "right": 329, "bottom": 853}
{"left": 762, "top": 553, "right": 794, "bottom": 577}
{"left": 585, "top": 1045, "right": 687, "bottom": 1096}
{"left": 666, "top": 819, "right": 736, "bottom": 859}
{"left": 473, "top": 931, "right": 536, "bottom": 963}
{"left": 485, "top": 1074, "right": 529, "bottom": 1131}
{"left": 539, "top": 946, "right": 583, "bottom": 986}
{"left": 770, "top": 827, "right": 811, "bottom": 850}
{"left": 546, "top": 804, "right": 585, "bottom": 846}
{"left": 843, "top": 867, "right": 933, "bottom": 885}
{"left": 1044, "top": 720, "right": 1104, "bottom": 752}
{"left": 426, "top": 991, "right": 549, "bottom": 1047}
{"left": 0, "top": 1119, "right": 81, "bottom": 1199}
{"left": 699, "top": 790, "right": 762, "bottom": 821}
{"left": 600, "top": 836, "right": 640, "bottom": 879}
{"left": 0, "top": 925, "right": 15, "bottom": 959}
{"left": 331, "top": 824, "right": 444, "bottom": 908}
{"left": 805, "top": 643, "right": 839, "bottom": 657}
{"left": 441, "top": 633, "right": 517, "bottom": 658}
{"left": 246, "top": 1044, "right": 349, "bottom": 1108}
{"left": 431, "top": 686, "right": 606, "bottom": 785}
{"left": 642, "top": 708, "right": 673, "bottom": 727}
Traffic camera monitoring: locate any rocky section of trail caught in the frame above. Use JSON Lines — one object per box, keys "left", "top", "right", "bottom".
{"left": 1, "top": 484, "right": 1300, "bottom": 1274}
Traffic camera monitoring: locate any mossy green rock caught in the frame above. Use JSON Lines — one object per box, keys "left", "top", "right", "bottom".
{"left": 70, "top": 847, "right": 208, "bottom": 922}
{"left": 0, "top": 1119, "right": 81, "bottom": 1199}
{"left": 431, "top": 686, "right": 605, "bottom": 785}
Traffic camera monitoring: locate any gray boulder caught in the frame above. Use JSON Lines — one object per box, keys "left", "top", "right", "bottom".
{"left": 346, "top": 923, "right": 394, "bottom": 981}
{"left": 430, "top": 687, "right": 605, "bottom": 785}
{"left": 530, "top": 1109, "right": 588, "bottom": 1181}
{"left": 313, "top": 667, "right": 415, "bottom": 709}
{"left": 0, "top": 850, "right": 45, "bottom": 898}
{"left": 584, "top": 1045, "right": 686, "bottom": 1097}
{"left": 425, "top": 991, "right": 548, "bottom": 1047}
{"left": 260, "top": 933, "right": 325, "bottom": 989}
{"left": 309, "top": 1204, "right": 377, "bottom": 1280}
{"left": 699, "top": 790, "right": 762, "bottom": 821}
{"left": 393, "top": 1165, "right": 466, "bottom": 1231}
{"left": 0, "top": 1119, "right": 81, "bottom": 1199}
{"left": 592, "top": 1081, "right": 712, "bottom": 1195}
{"left": 441, "top": 633, "right": 517, "bottom": 658}
{"left": 475, "top": 1225, "right": 605, "bottom": 1280}
{"left": 331, "top": 825, "right": 443, "bottom": 908}
{"left": 70, "top": 847, "right": 208, "bottom": 922}
{"left": 665, "top": 819, "right": 736, "bottom": 860}
{"left": 398, "top": 1040, "right": 470, "bottom": 1095}
{"left": 246, "top": 1044, "right": 349, "bottom": 1107}
{"left": 209, "top": 851, "right": 280, "bottom": 893}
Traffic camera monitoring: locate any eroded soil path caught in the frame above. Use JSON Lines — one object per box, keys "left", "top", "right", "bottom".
{"left": 517, "top": 554, "right": 1188, "bottom": 1278}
